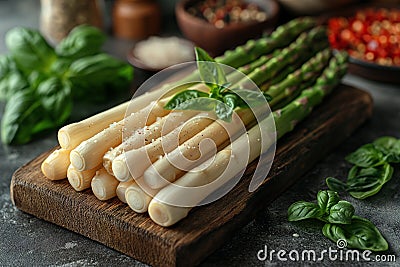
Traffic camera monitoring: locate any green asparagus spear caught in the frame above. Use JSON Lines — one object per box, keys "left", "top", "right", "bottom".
{"left": 268, "top": 47, "right": 332, "bottom": 107}
{"left": 216, "top": 17, "right": 317, "bottom": 68}
{"left": 274, "top": 51, "right": 349, "bottom": 138}
{"left": 236, "top": 26, "right": 328, "bottom": 88}
{"left": 227, "top": 54, "right": 273, "bottom": 84}
{"left": 177, "top": 17, "right": 318, "bottom": 85}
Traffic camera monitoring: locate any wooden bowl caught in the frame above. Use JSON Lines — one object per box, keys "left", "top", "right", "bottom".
{"left": 175, "top": 0, "right": 279, "bottom": 56}
{"left": 277, "top": 0, "right": 360, "bottom": 15}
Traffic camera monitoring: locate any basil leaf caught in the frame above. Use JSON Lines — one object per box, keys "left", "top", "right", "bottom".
{"left": 345, "top": 144, "right": 385, "bottom": 167}
{"left": 164, "top": 90, "right": 209, "bottom": 110}
{"left": 288, "top": 201, "right": 324, "bottom": 222}
{"left": 0, "top": 71, "right": 29, "bottom": 101}
{"left": 228, "top": 88, "right": 271, "bottom": 108}
{"left": 56, "top": 25, "right": 106, "bottom": 59}
{"left": 326, "top": 200, "right": 355, "bottom": 224}
{"left": 1, "top": 90, "right": 54, "bottom": 144}
{"left": 347, "top": 164, "right": 394, "bottom": 199}
{"left": 322, "top": 216, "right": 388, "bottom": 251}
{"left": 195, "top": 47, "right": 227, "bottom": 86}
{"left": 5, "top": 27, "right": 56, "bottom": 74}
{"left": 68, "top": 53, "right": 133, "bottom": 100}
{"left": 215, "top": 101, "right": 233, "bottom": 122}
{"left": 170, "top": 96, "right": 218, "bottom": 111}
{"left": 37, "top": 77, "right": 72, "bottom": 125}
{"left": 373, "top": 136, "right": 400, "bottom": 163}
{"left": 317, "top": 190, "right": 340, "bottom": 213}
{"left": 326, "top": 177, "right": 349, "bottom": 193}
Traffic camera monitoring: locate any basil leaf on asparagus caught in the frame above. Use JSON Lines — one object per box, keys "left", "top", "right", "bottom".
{"left": 165, "top": 47, "right": 271, "bottom": 121}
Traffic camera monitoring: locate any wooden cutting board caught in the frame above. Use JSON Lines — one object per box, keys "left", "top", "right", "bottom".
{"left": 10, "top": 85, "right": 373, "bottom": 267}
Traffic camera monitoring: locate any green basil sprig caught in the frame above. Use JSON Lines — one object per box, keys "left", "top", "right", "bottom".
{"left": 326, "top": 136, "right": 399, "bottom": 199}
{"left": 164, "top": 47, "right": 271, "bottom": 122}
{"left": 288, "top": 190, "right": 388, "bottom": 251}
{"left": 0, "top": 25, "right": 133, "bottom": 144}
{"left": 288, "top": 190, "right": 354, "bottom": 224}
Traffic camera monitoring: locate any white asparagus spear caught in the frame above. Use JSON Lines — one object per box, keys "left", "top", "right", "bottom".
{"left": 91, "top": 168, "right": 119, "bottom": 201}
{"left": 125, "top": 177, "right": 159, "bottom": 213}
{"left": 148, "top": 115, "right": 275, "bottom": 226}
{"left": 116, "top": 181, "right": 135, "bottom": 203}
{"left": 143, "top": 109, "right": 254, "bottom": 189}
{"left": 41, "top": 148, "right": 71, "bottom": 180}
{"left": 103, "top": 110, "right": 198, "bottom": 175}
{"left": 70, "top": 99, "right": 170, "bottom": 171}
{"left": 111, "top": 113, "right": 214, "bottom": 182}
{"left": 58, "top": 102, "right": 129, "bottom": 150}
{"left": 67, "top": 164, "right": 101, "bottom": 191}
{"left": 57, "top": 80, "right": 188, "bottom": 150}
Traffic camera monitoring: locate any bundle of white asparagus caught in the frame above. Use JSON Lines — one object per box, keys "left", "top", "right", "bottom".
{"left": 40, "top": 18, "right": 348, "bottom": 226}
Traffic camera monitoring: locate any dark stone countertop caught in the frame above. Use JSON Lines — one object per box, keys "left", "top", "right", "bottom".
{"left": 0, "top": 1, "right": 399, "bottom": 266}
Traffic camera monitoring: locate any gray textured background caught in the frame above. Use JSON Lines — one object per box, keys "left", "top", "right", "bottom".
{"left": 0, "top": 1, "right": 399, "bottom": 266}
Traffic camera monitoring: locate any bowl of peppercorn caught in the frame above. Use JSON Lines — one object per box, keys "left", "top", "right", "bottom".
{"left": 175, "top": 0, "right": 279, "bottom": 56}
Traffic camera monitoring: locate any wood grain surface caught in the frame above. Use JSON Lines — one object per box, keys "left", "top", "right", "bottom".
{"left": 10, "top": 85, "right": 373, "bottom": 267}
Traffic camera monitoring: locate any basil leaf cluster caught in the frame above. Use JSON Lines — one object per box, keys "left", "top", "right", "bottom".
{"left": 164, "top": 47, "right": 271, "bottom": 122}
{"left": 327, "top": 136, "right": 400, "bottom": 199}
{"left": 288, "top": 190, "right": 388, "bottom": 251}
{"left": 288, "top": 190, "right": 354, "bottom": 225}
{"left": 0, "top": 25, "right": 133, "bottom": 144}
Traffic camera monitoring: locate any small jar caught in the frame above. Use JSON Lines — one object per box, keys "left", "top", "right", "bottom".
{"left": 40, "top": 0, "right": 104, "bottom": 44}
{"left": 112, "top": 0, "right": 161, "bottom": 40}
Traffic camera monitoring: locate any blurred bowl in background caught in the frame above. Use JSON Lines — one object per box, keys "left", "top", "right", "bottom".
{"left": 127, "top": 36, "right": 195, "bottom": 72}
{"left": 175, "top": 0, "right": 279, "bottom": 56}
{"left": 277, "top": 0, "right": 360, "bottom": 15}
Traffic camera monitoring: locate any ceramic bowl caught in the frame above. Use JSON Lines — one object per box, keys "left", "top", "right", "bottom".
{"left": 175, "top": 0, "right": 279, "bottom": 56}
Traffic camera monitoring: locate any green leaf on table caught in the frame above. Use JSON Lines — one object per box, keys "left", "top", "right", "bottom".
{"left": 36, "top": 77, "right": 72, "bottom": 125}
{"left": 326, "top": 177, "right": 349, "bottom": 193}
{"left": 0, "top": 55, "right": 29, "bottom": 101}
{"left": 326, "top": 200, "right": 355, "bottom": 224}
{"left": 373, "top": 136, "right": 400, "bottom": 163}
{"left": 1, "top": 90, "right": 54, "bottom": 144}
{"left": 67, "top": 53, "right": 133, "bottom": 100}
{"left": 317, "top": 190, "right": 340, "bottom": 213}
{"left": 322, "top": 216, "right": 388, "bottom": 251}
{"left": 56, "top": 25, "right": 106, "bottom": 59}
{"left": 5, "top": 27, "right": 56, "bottom": 74}
{"left": 346, "top": 163, "right": 394, "bottom": 199}
{"left": 345, "top": 144, "right": 386, "bottom": 167}
{"left": 288, "top": 201, "right": 324, "bottom": 222}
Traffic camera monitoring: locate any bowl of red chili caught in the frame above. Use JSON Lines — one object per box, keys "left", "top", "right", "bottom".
{"left": 326, "top": 5, "right": 400, "bottom": 83}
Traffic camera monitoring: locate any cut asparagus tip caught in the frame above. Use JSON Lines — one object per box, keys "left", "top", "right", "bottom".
{"left": 41, "top": 162, "right": 54, "bottom": 180}
{"left": 148, "top": 201, "right": 170, "bottom": 226}
{"left": 112, "top": 158, "right": 131, "bottom": 182}
{"left": 126, "top": 187, "right": 149, "bottom": 213}
{"left": 143, "top": 164, "right": 171, "bottom": 190}
{"left": 58, "top": 130, "right": 70, "bottom": 149}
{"left": 70, "top": 151, "right": 85, "bottom": 171}
{"left": 92, "top": 185, "right": 106, "bottom": 200}
{"left": 67, "top": 169, "right": 82, "bottom": 191}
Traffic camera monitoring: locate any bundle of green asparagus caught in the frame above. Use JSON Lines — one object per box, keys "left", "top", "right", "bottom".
{"left": 40, "top": 17, "right": 349, "bottom": 227}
